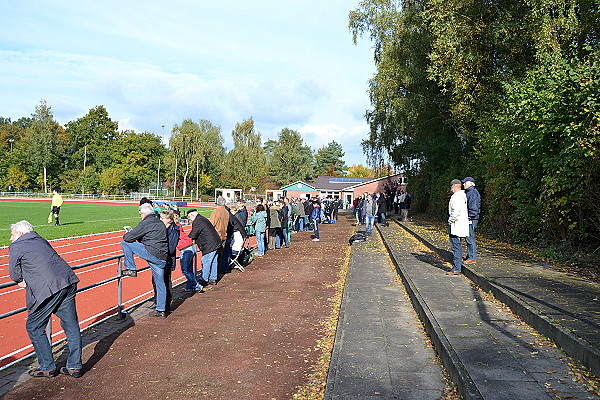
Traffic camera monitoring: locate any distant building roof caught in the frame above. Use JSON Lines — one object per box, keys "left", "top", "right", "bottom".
{"left": 312, "top": 176, "right": 376, "bottom": 191}
{"left": 280, "top": 181, "right": 317, "bottom": 191}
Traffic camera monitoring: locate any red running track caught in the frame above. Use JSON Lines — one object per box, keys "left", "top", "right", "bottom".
{"left": 0, "top": 229, "right": 193, "bottom": 369}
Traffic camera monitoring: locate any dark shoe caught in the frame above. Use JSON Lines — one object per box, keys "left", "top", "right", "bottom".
{"left": 208, "top": 279, "right": 217, "bottom": 285}
{"left": 28, "top": 368, "right": 59, "bottom": 378}
{"left": 150, "top": 311, "right": 168, "bottom": 318}
{"left": 122, "top": 270, "right": 137, "bottom": 277}
{"left": 463, "top": 259, "right": 477, "bottom": 264}
{"left": 445, "top": 270, "right": 461, "bottom": 275}
{"left": 60, "top": 367, "right": 82, "bottom": 378}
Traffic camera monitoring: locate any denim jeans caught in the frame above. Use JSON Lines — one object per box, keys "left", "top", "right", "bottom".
{"left": 297, "top": 217, "right": 305, "bottom": 231}
{"left": 465, "top": 219, "right": 478, "bottom": 261}
{"left": 281, "top": 227, "right": 289, "bottom": 247}
{"left": 313, "top": 220, "right": 320, "bottom": 239}
{"left": 303, "top": 216, "right": 309, "bottom": 231}
{"left": 365, "top": 215, "right": 375, "bottom": 233}
{"left": 379, "top": 212, "right": 386, "bottom": 225}
{"left": 26, "top": 283, "right": 82, "bottom": 371}
{"left": 201, "top": 250, "right": 219, "bottom": 282}
{"left": 180, "top": 246, "right": 201, "bottom": 291}
{"left": 448, "top": 226, "right": 463, "bottom": 272}
{"left": 256, "top": 230, "right": 266, "bottom": 255}
{"left": 120, "top": 241, "right": 167, "bottom": 311}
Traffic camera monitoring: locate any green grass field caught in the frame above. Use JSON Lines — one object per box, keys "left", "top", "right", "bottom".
{"left": 0, "top": 201, "right": 213, "bottom": 247}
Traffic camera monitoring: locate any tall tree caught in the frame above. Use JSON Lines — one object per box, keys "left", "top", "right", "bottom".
{"left": 169, "top": 119, "right": 225, "bottom": 197}
{"left": 224, "top": 118, "right": 266, "bottom": 191}
{"left": 110, "top": 130, "right": 166, "bottom": 192}
{"left": 25, "top": 100, "right": 64, "bottom": 192}
{"left": 314, "top": 141, "right": 347, "bottom": 177}
{"left": 269, "top": 128, "right": 314, "bottom": 185}
{"left": 64, "top": 105, "right": 119, "bottom": 171}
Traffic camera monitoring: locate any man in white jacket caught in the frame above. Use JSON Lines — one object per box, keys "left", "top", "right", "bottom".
{"left": 447, "top": 179, "right": 469, "bottom": 275}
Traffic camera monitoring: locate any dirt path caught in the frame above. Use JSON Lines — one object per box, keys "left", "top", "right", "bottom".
{"left": 4, "top": 213, "right": 354, "bottom": 400}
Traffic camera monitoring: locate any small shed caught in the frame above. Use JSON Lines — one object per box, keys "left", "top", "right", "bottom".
{"left": 214, "top": 188, "right": 242, "bottom": 204}
{"left": 280, "top": 181, "right": 319, "bottom": 200}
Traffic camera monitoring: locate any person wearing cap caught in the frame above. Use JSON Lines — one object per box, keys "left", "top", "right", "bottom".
{"left": 187, "top": 208, "right": 222, "bottom": 285}
{"left": 446, "top": 179, "right": 469, "bottom": 275}
{"left": 462, "top": 177, "right": 481, "bottom": 264}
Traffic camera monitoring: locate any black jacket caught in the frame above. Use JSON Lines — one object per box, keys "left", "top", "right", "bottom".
{"left": 188, "top": 214, "right": 222, "bottom": 255}
{"left": 230, "top": 213, "right": 248, "bottom": 240}
{"left": 123, "top": 215, "right": 169, "bottom": 261}
{"left": 9, "top": 231, "right": 79, "bottom": 311}
{"left": 165, "top": 223, "right": 180, "bottom": 269}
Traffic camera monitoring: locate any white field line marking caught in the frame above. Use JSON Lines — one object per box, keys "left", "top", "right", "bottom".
{"left": 0, "top": 217, "right": 139, "bottom": 232}
{"left": 0, "top": 237, "right": 124, "bottom": 269}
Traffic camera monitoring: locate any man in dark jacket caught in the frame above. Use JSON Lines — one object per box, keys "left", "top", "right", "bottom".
{"left": 462, "top": 177, "right": 481, "bottom": 263}
{"left": 121, "top": 203, "right": 169, "bottom": 317}
{"left": 187, "top": 209, "right": 222, "bottom": 285}
{"left": 9, "top": 220, "right": 82, "bottom": 378}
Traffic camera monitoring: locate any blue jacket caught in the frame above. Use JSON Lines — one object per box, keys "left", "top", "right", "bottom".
{"left": 465, "top": 186, "right": 481, "bottom": 220}
{"left": 9, "top": 231, "right": 79, "bottom": 311}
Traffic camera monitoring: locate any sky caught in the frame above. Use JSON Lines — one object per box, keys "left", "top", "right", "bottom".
{"left": 0, "top": 1, "right": 376, "bottom": 167}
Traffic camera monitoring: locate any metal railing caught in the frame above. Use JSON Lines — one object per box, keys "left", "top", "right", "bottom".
{"left": 0, "top": 252, "right": 196, "bottom": 370}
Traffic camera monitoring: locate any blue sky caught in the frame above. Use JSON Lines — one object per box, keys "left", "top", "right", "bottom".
{"left": 0, "top": 1, "right": 375, "bottom": 166}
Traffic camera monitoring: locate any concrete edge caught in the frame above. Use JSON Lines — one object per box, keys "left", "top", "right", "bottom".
{"left": 377, "top": 224, "right": 483, "bottom": 400}
{"left": 396, "top": 220, "right": 600, "bottom": 378}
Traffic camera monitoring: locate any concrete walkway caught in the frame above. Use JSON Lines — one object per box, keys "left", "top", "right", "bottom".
{"left": 397, "top": 218, "right": 600, "bottom": 378}
{"left": 376, "top": 219, "right": 599, "bottom": 400}
{"left": 325, "top": 232, "right": 446, "bottom": 399}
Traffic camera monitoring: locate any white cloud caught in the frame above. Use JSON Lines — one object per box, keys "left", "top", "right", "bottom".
{"left": 0, "top": 1, "right": 376, "bottom": 167}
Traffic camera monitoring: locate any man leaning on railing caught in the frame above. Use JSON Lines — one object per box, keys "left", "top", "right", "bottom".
{"left": 8, "top": 220, "right": 83, "bottom": 378}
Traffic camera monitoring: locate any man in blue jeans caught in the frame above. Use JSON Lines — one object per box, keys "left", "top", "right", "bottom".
{"left": 462, "top": 177, "right": 481, "bottom": 264}
{"left": 187, "top": 209, "right": 222, "bottom": 286}
{"left": 121, "top": 203, "right": 169, "bottom": 318}
{"left": 9, "top": 220, "right": 83, "bottom": 378}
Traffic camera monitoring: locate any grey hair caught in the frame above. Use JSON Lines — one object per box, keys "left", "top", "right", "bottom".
{"left": 139, "top": 203, "right": 155, "bottom": 216}
{"left": 11, "top": 220, "right": 34, "bottom": 235}
{"left": 216, "top": 196, "right": 227, "bottom": 206}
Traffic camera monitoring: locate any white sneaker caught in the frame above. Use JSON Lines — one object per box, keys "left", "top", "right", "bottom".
{"left": 312, "top": 238, "right": 320, "bottom": 241}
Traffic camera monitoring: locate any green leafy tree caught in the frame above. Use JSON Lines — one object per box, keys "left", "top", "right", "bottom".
{"left": 4, "top": 166, "right": 29, "bottom": 191}
{"left": 223, "top": 118, "right": 266, "bottom": 190}
{"left": 109, "top": 130, "right": 166, "bottom": 191}
{"left": 25, "top": 100, "right": 64, "bottom": 192}
{"left": 269, "top": 128, "right": 314, "bottom": 185}
{"left": 169, "top": 119, "right": 225, "bottom": 196}
{"left": 99, "top": 166, "right": 126, "bottom": 194}
{"left": 64, "top": 105, "right": 119, "bottom": 171}
{"left": 314, "top": 141, "right": 347, "bottom": 177}
{"left": 478, "top": 52, "right": 600, "bottom": 245}
{"left": 60, "top": 167, "right": 100, "bottom": 194}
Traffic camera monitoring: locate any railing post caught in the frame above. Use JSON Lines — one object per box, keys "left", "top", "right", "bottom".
{"left": 117, "top": 257, "right": 126, "bottom": 319}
